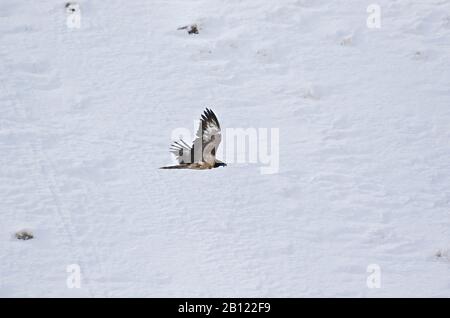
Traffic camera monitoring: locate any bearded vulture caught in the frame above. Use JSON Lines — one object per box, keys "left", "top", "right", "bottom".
{"left": 160, "top": 108, "right": 227, "bottom": 170}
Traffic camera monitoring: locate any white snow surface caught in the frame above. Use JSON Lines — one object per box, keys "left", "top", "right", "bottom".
{"left": 1, "top": 0, "right": 450, "bottom": 297}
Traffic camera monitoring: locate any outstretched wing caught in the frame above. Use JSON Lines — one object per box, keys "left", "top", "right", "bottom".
{"left": 169, "top": 139, "right": 193, "bottom": 164}
{"left": 193, "top": 108, "right": 222, "bottom": 165}
{"left": 169, "top": 108, "right": 222, "bottom": 165}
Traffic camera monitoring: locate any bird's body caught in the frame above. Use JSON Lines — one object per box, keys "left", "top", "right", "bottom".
{"left": 160, "top": 108, "right": 226, "bottom": 170}
{"left": 160, "top": 162, "right": 212, "bottom": 170}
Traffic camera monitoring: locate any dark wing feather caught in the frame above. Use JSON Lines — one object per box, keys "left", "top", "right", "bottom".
{"left": 193, "top": 108, "right": 222, "bottom": 164}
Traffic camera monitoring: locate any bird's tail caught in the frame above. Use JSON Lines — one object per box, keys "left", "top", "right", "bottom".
{"left": 159, "top": 164, "right": 190, "bottom": 169}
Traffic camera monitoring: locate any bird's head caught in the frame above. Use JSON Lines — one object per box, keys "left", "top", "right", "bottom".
{"left": 214, "top": 162, "right": 227, "bottom": 168}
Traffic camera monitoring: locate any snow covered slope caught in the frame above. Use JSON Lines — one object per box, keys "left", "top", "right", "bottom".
{"left": 1, "top": 0, "right": 449, "bottom": 297}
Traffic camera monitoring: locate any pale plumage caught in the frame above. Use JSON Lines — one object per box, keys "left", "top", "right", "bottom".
{"left": 160, "top": 108, "right": 226, "bottom": 170}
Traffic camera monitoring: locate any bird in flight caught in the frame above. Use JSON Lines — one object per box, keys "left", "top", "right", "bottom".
{"left": 160, "top": 108, "right": 227, "bottom": 170}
